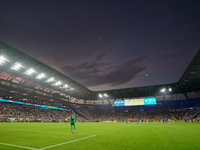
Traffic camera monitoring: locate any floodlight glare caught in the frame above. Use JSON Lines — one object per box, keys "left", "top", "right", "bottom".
{"left": 25, "top": 68, "right": 35, "bottom": 75}
{"left": 68, "top": 88, "right": 73, "bottom": 91}
{"left": 55, "top": 81, "right": 62, "bottom": 86}
{"left": 69, "top": 88, "right": 74, "bottom": 91}
{"left": 99, "top": 94, "right": 103, "bottom": 98}
{"left": 36, "top": 73, "right": 45, "bottom": 79}
{"left": 11, "top": 63, "right": 24, "bottom": 70}
{"left": 46, "top": 77, "right": 55, "bottom": 82}
{"left": 160, "top": 88, "right": 166, "bottom": 92}
{"left": 0, "top": 56, "right": 9, "bottom": 65}
{"left": 168, "top": 88, "right": 172, "bottom": 92}
{"left": 63, "top": 84, "right": 68, "bottom": 88}
{"left": 104, "top": 93, "right": 109, "bottom": 97}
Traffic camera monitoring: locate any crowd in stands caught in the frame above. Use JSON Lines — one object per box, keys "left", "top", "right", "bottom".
{"left": 74, "top": 104, "right": 200, "bottom": 122}
{"left": 0, "top": 98, "right": 200, "bottom": 123}
{"left": 73, "top": 98, "right": 200, "bottom": 122}
{"left": 0, "top": 101, "right": 84, "bottom": 122}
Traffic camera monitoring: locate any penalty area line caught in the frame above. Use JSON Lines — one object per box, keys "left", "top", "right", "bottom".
{"left": 39, "top": 134, "right": 96, "bottom": 150}
{"left": 0, "top": 142, "right": 38, "bottom": 150}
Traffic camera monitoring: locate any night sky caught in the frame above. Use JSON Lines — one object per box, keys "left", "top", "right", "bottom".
{"left": 0, "top": 0, "right": 200, "bottom": 91}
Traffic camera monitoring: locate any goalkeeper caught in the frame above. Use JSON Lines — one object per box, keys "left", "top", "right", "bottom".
{"left": 66, "top": 112, "right": 76, "bottom": 134}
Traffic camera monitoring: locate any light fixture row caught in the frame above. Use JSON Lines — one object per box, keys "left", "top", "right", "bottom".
{"left": 99, "top": 93, "right": 109, "bottom": 98}
{"left": 0, "top": 55, "right": 74, "bottom": 91}
{"left": 160, "top": 88, "right": 172, "bottom": 93}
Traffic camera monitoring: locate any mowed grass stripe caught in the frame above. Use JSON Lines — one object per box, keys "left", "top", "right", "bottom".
{"left": 40, "top": 135, "right": 96, "bottom": 150}
{"left": 0, "top": 122, "right": 199, "bottom": 150}
{"left": 0, "top": 124, "right": 88, "bottom": 149}
{"left": 1, "top": 128, "right": 93, "bottom": 136}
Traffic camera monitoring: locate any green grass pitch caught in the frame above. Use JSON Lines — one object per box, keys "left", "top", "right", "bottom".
{"left": 0, "top": 122, "right": 199, "bottom": 150}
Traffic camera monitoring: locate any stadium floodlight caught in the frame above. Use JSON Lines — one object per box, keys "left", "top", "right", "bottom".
{"left": 25, "top": 68, "right": 35, "bottom": 75}
{"left": 11, "top": 63, "right": 24, "bottom": 70}
{"left": 63, "top": 84, "right": 69, "bottom": 88}
{"left": 160, "top": 88, "right": 166, "bottom": 92}
{"left": 69, "top": 88, "right": 74, "bottom": 91}
{"left": 104, "top": 93, "right": 109, "bottom": 97}
{"left": 99, "top": 94, "right": 103, "bottom": 98}
{"left": 168, "top": 88, "right": 172, "bottom": 92}
{"left": 55, "top": 81, "right": 62, "bottom": 86}
{"left": 36, "top": 73, "right": 46, "bottom": 79}
{"left": 0, "top": 56, "right": 9, "bottom": 65}
{"left": 46, "top": 77, "right": 55, "bottom": 82}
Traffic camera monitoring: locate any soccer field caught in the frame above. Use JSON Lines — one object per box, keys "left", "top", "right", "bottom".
{"left": 0, "top": 122, "right": 199, "bottom": 150}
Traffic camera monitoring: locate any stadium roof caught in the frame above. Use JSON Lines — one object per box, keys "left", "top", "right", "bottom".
{"left": 0, "top": 41, "right": 200, "bottom": 101}
{"left": 99, "top": 49, "right": 200, "bottom": 100}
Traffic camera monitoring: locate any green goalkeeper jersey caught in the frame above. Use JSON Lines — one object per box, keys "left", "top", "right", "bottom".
{"left": 70, "top": 115, "right": 76, "bottom": 123}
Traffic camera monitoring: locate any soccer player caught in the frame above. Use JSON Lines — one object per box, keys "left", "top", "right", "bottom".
{"left": 168, "top": 118, "right": 171, "bottom": 124}
{"left": 137, "top": 118, "right": 140, "bottom": 124}
{"left": 66, "top": 112, "right": 76, "bottom": 134}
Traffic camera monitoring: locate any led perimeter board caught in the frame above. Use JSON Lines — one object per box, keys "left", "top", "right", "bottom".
{"left": 114, "top": 97, "right": 157, "bottom": 106}
{"left": 0, "top": 99, "right": 71, "bottom": 111}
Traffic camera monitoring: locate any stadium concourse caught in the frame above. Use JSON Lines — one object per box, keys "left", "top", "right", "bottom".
{"left": 0, "top": 41, "right": 200, "bottom": 123}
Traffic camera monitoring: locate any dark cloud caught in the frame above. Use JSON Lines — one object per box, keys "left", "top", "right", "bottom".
{"left": 62, "top": 51, "right": 147, "bottom": 89}
{"left": 0, "top": 0, "right": 199, "bottom": 91}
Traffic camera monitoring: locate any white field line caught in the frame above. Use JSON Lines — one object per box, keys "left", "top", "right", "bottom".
{"left": 0, "top": 128, "right": 96, "bottom": 149}
{"left": 0, "top": 142, "right": 38, "bottom": 150}
{"left": 39, "top": 134, "right": 96, "bottom": 150}
{"left": 0, "top": 128, "right": 93, "bottom": 136}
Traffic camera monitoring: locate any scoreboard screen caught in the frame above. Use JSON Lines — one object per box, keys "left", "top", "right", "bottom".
{"left": 114, "top": 97, "right": 157, "bottom": 106}
{"left": 114, "top": 100, "right": 125, "bottom": 106}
